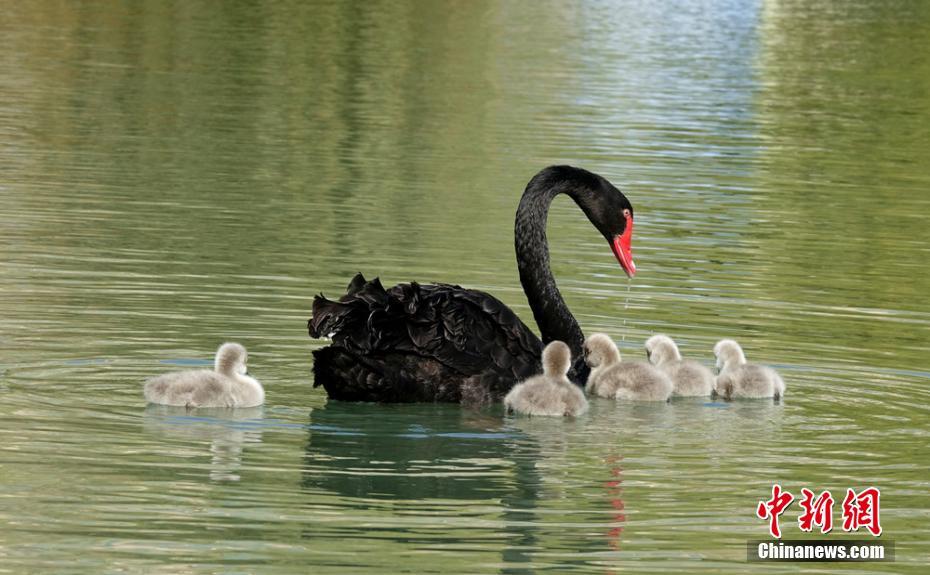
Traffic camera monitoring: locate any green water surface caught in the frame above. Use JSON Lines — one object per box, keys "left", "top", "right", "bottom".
{"left": 1, "top": 1, "right": 928, "bottom": 573}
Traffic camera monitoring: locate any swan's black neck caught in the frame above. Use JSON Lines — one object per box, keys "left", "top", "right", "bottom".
{"left": 515, "top": 168, "right": 599, "bottom": 379}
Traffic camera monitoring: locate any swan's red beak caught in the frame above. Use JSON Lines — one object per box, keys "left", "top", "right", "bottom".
{"left": 611, "top": 216, "right": 635, "bottom": 278}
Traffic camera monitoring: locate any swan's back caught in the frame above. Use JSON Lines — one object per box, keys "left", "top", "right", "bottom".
{"left": 643, "top": 335, "right": 711, "bottom": 396}
{"left": 504, "top": 376, "right": 560, "bottom": 416}
{"left": 661, "top": 359, "right": 715, "bottom": 397}
{"left": 144, "top": 370, "right": 233, "bottom": 407}
{"left": 310, "top": 274, "right": 555, "bottom": 404}
{"left": 589, "top": 361, "right": 673, "bottom": 401}
{"left": 715, "top": 364, "right": 785, "bottom": 400}
{"left": 504, "top": 375, "right": 588, "bottom": 417}
{"left": 559, "top": 382, "right": 589, "bottom": 416}
{"left": 712, "top": 338, "right": 784, "bottom": 400}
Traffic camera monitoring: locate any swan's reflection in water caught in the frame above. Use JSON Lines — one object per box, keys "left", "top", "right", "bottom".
{"left": 142, "top": 404, "right": 264, "bottom": 481}
{"left": 298, "top": 398, "right": 785, "bottom": 571}
{"left": 301, "top": 403, "right": 542, "bottom": 498}
{"left": 603, "top": 454, "right": 626, "bottom": 552}
{"left": 301, "top": 402, "right": 544, "bottom": 571}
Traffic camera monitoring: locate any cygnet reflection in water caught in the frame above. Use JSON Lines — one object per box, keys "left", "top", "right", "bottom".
{"left": 142, "top": 404, "right": 264, "bottom": 481}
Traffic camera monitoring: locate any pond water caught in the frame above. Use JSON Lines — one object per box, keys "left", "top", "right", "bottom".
{"left": 2, "top": 0, "right": 929, "bottom": 573}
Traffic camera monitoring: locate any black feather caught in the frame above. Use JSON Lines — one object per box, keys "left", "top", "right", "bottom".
{"left": 310, "top": 276, "right": 543, "bottom": 404}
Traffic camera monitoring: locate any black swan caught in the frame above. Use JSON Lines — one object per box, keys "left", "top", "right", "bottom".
{"left": 308, "top": 165, "right": 635, "bottom": 404}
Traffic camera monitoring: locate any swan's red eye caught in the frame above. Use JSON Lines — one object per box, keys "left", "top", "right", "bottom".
{"left": 623, "top": 208, "right": 631, "bottom": 220}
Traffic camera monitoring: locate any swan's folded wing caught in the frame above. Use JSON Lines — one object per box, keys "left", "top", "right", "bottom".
{"left": 397, "top": 281, "right": 543, "bottom": 382}
{"left": 342, "top": 272, "right": 368, "bottom": 300}
{"left": 308, "top": 276, "right": 543, "bottom": 398}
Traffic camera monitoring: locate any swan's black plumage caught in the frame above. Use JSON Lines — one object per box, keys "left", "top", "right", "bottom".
{"left": 309, "top": 165, "right": 634, "bottom": 404}
{"left": 310, "top": 275, "right": 543, "bottom": 403}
